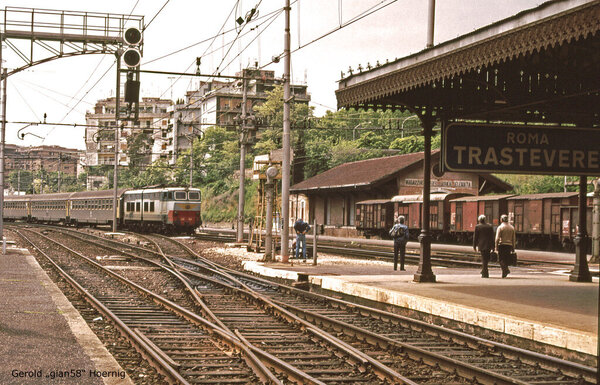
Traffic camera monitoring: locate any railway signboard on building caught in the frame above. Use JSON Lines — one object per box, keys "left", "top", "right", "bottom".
{"left": 443, "top": 123, "right": 600, "bottom": 176}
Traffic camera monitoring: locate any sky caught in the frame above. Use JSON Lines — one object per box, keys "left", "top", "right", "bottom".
{"left": 1, "top": 0, "right": 544, "bottom": 150}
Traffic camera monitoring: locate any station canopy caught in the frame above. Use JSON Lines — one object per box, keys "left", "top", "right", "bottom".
{"left": 335, "top": 0, "right": 600, "bottom": 127}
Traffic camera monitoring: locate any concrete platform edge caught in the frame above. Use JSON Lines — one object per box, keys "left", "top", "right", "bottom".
{"left": 21, "top": 248, "right": 134, "bottom": 385}
{"left": 242, "top": 261, "right": 597, "bottom": 356}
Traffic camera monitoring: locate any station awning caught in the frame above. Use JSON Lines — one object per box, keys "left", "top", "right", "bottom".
{"left": 336, "top": 0, "right": 600, "bottom": 126}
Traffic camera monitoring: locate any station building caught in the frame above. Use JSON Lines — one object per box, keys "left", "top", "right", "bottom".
{"left": 290, "top": 150, "right": 511, "bottom": 237}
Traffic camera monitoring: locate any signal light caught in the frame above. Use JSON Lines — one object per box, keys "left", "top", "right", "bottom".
{"left": 124, "top": 27, "right": 142, "bottom": 46}
{"left": 123, "top": 48, "right": 141, "bottom": 67}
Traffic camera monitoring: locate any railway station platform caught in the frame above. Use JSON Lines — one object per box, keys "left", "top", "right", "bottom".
{"left": 0, "top": 243, "right": 133, "bottom": 385}
{"left": 240, "top": 250, "right": 599, "bottom": 357}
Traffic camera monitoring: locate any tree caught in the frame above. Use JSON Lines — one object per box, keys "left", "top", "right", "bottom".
{"left": 8, "top": 170, "right": 33, "bottom": 193}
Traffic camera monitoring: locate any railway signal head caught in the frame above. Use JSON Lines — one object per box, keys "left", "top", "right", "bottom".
{"left": 122, "top": 27, "right": 142, "bottom": 68}
{"left": 124, "top": 27, "right": 142, "bottom": 46}
{"left": 123, "top": 48, "right": 141, "bottom": 67}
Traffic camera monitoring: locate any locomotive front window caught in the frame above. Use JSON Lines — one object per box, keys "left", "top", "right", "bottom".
{"left": 175, "top": 191, "right": 187, "bottom": 200}
{"left": 188, "top": 191, "right": 200, "bottom": 201}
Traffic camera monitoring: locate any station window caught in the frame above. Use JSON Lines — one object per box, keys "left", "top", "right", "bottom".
{"left": 144, "top": 202, "right": 149, "bottom": 212}
{"left": 149, "top": 202, "right": 155, "bottom": 212}
{"left": 136, "top": 202, "right": 141, "bottom": 212}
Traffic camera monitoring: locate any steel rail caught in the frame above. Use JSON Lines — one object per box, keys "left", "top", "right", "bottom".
{"left": 16, "top": 228, "right": 277, "bottom": 384}
{"left": 150, "top": 234, "right": 417, "bottom": 384}
{"left": 160, "top": 235, "right": 597, "bottom": 385}
{"left": 212, "top": 257, "right": 598, "bottom": 383}
{"left": 15, "top": 229, "right": 189, "bottom": 385}
{"left": 37, "top": 227, "right": 333, "bottom": 385}
{"left": 21, "top": 225, "right": 595, "bottom": 384}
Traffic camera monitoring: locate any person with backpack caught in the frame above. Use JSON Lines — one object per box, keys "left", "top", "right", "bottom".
{"left": 293, "top": 218, "right": 310, "bottom": 260}
{"left": 389, "top": 216, "right": 409, "bottom": 271}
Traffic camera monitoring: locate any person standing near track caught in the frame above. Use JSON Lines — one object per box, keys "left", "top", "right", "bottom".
{"left": 389, "top": 216, "right": 409, "bottom": 271}
{"left": 293, "top": 218, "right": 310, "bottom": 260}
{"left": 473, "top": 215, "right": 494, "bottom": 278}
{"left": 495, "top": 214, "right": 516, "bottom": 278}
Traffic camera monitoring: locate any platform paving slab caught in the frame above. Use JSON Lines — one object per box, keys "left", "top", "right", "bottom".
{"left": 242, "top": 259, "right": 598, "bottom": 356}
{"left": 0, "top": 247, "right": 133, "bottom": 385}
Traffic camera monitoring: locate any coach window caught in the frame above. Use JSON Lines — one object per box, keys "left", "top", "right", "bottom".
{"left": 136, "top": 202, "right": 141, "bottom": 212}
{"left": 175, "top": 191, "right": 186, "bottom": 200}
{"left": 144, "top": 202, "right": 149, "bottom": 212}
{"left": 150, "top": 202, "right": 155, "bottom": 212}
{"left": 188, "top": 191, "right": 201, "bottom": 201}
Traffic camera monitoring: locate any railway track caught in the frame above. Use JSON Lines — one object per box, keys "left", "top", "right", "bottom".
{"left": 13, "top": 228, "right": 278, "bottom": 384}
{"left": 13, "top": 226, "right": 413, "bottom": 384}
{"left": 157, "top": 235, "right": 596, "bottom": 385}
{"left": 194, "top": 228, "right": 577, "bottom": 268}
{"left": 11, "top": 225, "right": 596, "bottom": 384}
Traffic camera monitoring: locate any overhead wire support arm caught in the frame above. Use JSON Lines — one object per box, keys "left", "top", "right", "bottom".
{"left": 131, "top": 69, "right": 247, "bottom": 80}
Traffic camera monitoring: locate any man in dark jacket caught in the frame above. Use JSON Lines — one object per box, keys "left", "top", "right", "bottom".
{"left": 389, "top": 216, "right": 409, "bottom": 271}
{"left": 473, "top": 214, "right": 494, "bottom": 278}
{"left": 293, "top": 218, "right": 310, "bottom": 260}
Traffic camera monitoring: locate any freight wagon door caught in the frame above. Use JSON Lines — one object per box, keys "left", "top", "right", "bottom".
{"left": 395, "top": 203, "right": 409, "bottom": 229}
{"left": 355, "top": 205, "right": 363, "bottom": 229}
{"left": 408, "top": 203, "right": 421, "bottom": 229}
{"left": 526, "top": 200, "right": 543, "bottom": 234}
{"left": 451, "top": 202, "right": 461, "bottom": 231}
{"left": 560, "top": 207, "right": 575, "bottom": 241}
{"left": 463, "top": 201, "right": 477, "bottom": 232}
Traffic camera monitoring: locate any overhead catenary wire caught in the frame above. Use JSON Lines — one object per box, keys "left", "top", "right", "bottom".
{"left": 260, "top": 0, "right": 397, "bottom": 70}
{"left": 143, "top": 0, "right": 171, "bottom": 31}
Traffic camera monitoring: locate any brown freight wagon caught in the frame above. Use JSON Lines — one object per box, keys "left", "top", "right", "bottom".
{"left": 355, "top": 199, "right": 394, "bottom": 238}
{"left": 391, "top": 192, "right": 470, "bottom": 241}
{"left": 449, "top": 194, "right": 514, "bottom": 243}
{"left": 558, "top": 193, "right": 594, "bottom": 251}
{"left": 507, "top": 192, "right": 579, "bottom": 249}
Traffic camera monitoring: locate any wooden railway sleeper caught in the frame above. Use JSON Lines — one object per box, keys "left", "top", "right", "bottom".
{"left": 59, "top": 228, "right": 327, "bottom": 385}
{"left": 273, "top": 297, "right": 535, "bottom": 385}
{"left": 16, "top": 229, "right": 190, "bottom": 385}
{"left": 177, "top": 263, "right": 416, "bottom": 384}
{"left": 19, "top": 228, "right": 280, "bottom": 385}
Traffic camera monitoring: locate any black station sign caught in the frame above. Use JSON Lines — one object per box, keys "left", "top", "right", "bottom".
{"left": 443, "top": 123, "right": 600, "bottom": 176}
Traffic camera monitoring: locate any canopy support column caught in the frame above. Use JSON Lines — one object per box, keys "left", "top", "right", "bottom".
{"left": 414, "top": 115, "right": 436, "bottom": 283}
{"left": 570, "top": 176, "right": 592, "bottom": 282}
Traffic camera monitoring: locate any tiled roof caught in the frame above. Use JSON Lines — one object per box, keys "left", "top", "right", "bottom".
{"left": 290, "top": 151, "right": 429, "bottom": 192}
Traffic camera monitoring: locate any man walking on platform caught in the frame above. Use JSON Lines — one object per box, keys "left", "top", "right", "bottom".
{"left": 293, "top": 218, "right": 310, "bottom": 260}
{"left": 495, "top": 214, "right": 516, "bottom": 278}
{"left": 473, "top": 215, "right": 494, "bottom": 278}
{"left": 389, "top": 216, "right": 409, "bottom": 271}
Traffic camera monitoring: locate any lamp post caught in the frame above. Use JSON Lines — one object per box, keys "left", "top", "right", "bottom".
{"left": 112, "top": 50, "right": 121, "bottom": 233}
{"left": 401, "top": 115, "right": 418, "bottom": 138}
{"left": 0, "top": 69, "right": 6, "bottom": 254}
{"left": 352, "top": 121, "right": 372, "bottom": 140}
